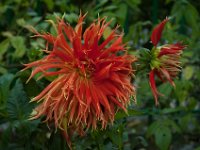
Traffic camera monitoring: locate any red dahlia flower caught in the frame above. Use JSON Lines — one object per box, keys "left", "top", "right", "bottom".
{"left": 149, "top": 18, "right": 185, "bottom": 105}
{"left": 23, "top": 13, "right": 136, "bottom": 137}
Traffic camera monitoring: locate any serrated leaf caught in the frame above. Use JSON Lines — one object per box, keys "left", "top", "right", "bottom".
{"left": 7, "top": 79, "right": 32, "bottom": 120}
{"left": 155, "top": 126, "right": 171, "bottom": 150}
{"left": 0, "top": 74, "right": 14, "bottom": 107}
{"left": 0, "top": 125, "right": 13, "bottom": 148}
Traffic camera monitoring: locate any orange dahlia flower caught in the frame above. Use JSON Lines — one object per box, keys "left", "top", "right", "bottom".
{"left": 23, "top": 13, "right": 136, "bottom": 137}
{"left": 149, "top": 18, "right": 185, "bottom": 105}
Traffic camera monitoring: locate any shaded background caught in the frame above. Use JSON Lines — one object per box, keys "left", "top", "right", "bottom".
{"left": 0, "top": 0, "right": 200, "bottom": 149}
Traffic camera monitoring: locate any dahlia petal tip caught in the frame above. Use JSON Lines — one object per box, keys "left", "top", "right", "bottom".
{"left": 30, "top": 98, "right": 36, "bottom": 103}
{"left": 62, "top": 131, "right": 72, "bottom": 150}
{"left": 26, "top": 76, "right": 32, "bottom": 84}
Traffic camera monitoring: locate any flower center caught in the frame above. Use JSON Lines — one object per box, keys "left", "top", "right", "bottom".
{"left": 150, "top": 47, "right": 161, "bottom": 69}
{"left": 75, "top": 60, "right": 95, "bottom": 78}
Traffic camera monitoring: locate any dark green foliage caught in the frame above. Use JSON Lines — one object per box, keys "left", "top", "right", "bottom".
{"left": 0, "top": 0, "right": 200, "bottom": 149}
{"left": 7, "top": 79, "right": 31, "bottom": 120}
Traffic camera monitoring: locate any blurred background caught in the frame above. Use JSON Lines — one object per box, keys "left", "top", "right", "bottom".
{"left": 0, "top": 0, "right": 200, "bottom": 149}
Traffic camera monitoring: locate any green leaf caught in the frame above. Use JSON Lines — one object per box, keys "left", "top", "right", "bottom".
{"left": 64, "top": 13, "right": 79, "bottom": 24}
{"left": 155, "top": 126, "right": 172, "bottom": 150}
{"left": 0, "top": 74, "right": 14, "bottom": 107}
{"left": 147, "top": 119, "right": 175, "bottom": 150}
{"left": 103, "top": 26, "right": 112, "bottom": 39}
{"left": 7, "top": 79, "right": 32, "bottom": 120}
{"left": 0, "top": 39, "right": 9, "bottom": 61}
{"left": 195, "top": 146, "right": 200, "bottom": 150}
{"left": 28, "top": 17, "right": 42, "bottom": 25}
{"left": 108, "top": 130, "right": 122, "bottom": 148}
{"left": 162, "top": 107, "right": 181, "bottom": 114}
{"left": 174, "top": 80, "right": 193, "bottom": 102}
{"left": 115, "top": 109, "right": 144, "bottom": 120}
{"left": 48, "top": 131, "right": 67, "bottom": 150}
{"left": 158, "top": 82, "right": 173, "bottom": 98}
{"left": 116, "top": 3, "right": 127, "bottom": 26}
{"left": 184, "top": 3, "right": 199, "bottom": 34}
{"left": 2, "top": 31, "right": 13, "bottom": 38}
{"left": 178, "top": 114, "right": 196, "bottom": 131}
{"left": 183, "top": 66, "right": 194, "bottom": 80}
{"left": 0, "top": 66, "right": 7, "bottom": 74}
{"left": 163, "top": 119, "right": 181, "bottom": 133}
{"left": 95, "top": 0, "right": 108, "bottom": 9}
{"left": 0, "top": 125, "right": 13, "bottom": 149}
{"left": 10, "top": 36, "right": 26, "bottom": 59}
{"left": 146, "top": 121, "right": 160, "bottom": 137}
{"left": 126, "top": 0, "right": 141, "bottom": 8}
{"left": 44, "top": 0, "right": 54, "bottom": 11}
{"left": 0, "top": 5, "right": 8, "bottom": 14}
{"left": 108, "top": 125, "right": 124, "bottom": 148}
{"left": 16, "top": 18, "right": 26, "bottom": 27}
{"left": 138, "top": 48, "right": 151, "bottom": 70}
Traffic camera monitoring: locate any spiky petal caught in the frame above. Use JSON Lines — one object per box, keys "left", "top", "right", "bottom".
{"left": 23, "top": 13, "right": 136, "bottom": 145}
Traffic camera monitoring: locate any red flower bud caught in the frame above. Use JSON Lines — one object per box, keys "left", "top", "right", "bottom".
{"left": 149, "top": 19, "right": 186, "bottom": 105}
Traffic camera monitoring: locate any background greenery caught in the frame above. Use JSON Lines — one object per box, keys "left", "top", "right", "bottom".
{"left": 0, "top": 0, "right": 200, "bottom": 149}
